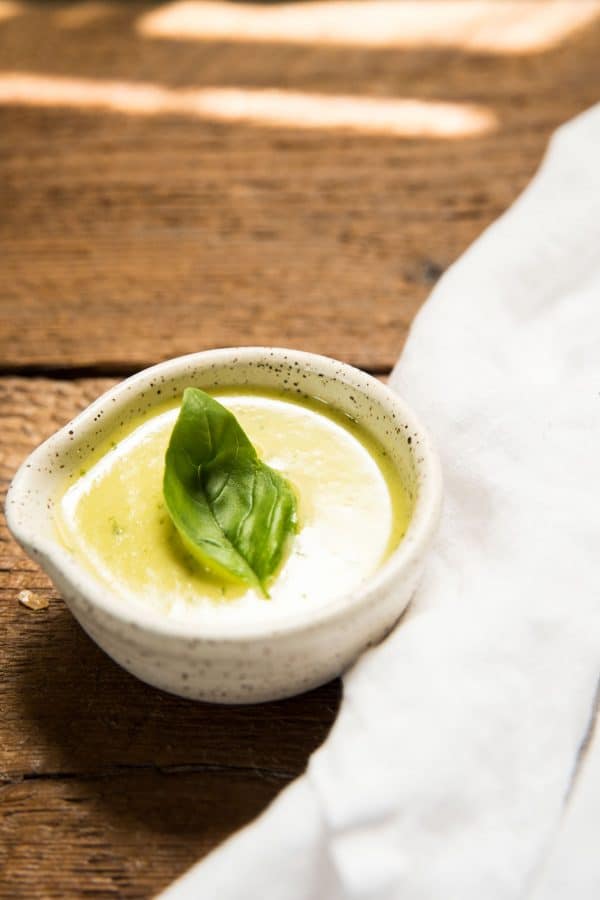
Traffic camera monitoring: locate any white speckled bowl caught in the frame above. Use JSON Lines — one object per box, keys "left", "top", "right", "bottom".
{"left": 6, "top": 348, "right": 441, "bottom": 704}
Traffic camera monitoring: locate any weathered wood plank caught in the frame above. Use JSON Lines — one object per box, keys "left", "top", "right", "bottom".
{"left": 2, "top": 5, "right": 600, "bottom": 370}
{"left": 0, "top": 378, "right": 340, "bottom": 780}
{"left": 0, "top": 771, "right": 285, "bottom": 899}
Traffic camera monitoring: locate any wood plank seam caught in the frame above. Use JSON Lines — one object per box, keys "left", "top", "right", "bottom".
{"left": 1, "top": 763, "right": 297, "bottom": 786}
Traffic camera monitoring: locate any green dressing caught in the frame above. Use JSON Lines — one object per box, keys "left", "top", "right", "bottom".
{"left": 58, "top": 391, "right": 412, "bottom": 626}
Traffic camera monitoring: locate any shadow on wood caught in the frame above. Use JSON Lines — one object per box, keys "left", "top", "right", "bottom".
{"left": 8, "top": 597, "right": 342, "bottom": 784}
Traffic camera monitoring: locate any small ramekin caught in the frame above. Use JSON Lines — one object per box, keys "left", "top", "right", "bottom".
{"left": 6, "top": 348, "right": 442, "bottom": 703}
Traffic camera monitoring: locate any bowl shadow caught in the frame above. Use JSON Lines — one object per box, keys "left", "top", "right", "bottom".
{"left": 10, "top": 598, "right": 341, "bottom": 879}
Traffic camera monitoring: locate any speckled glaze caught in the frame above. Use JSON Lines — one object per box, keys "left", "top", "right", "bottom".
{"left": 6, "top": 348, "right": 442, "bottom": 703}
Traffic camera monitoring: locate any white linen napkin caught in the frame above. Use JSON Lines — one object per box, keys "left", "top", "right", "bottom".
{"left": 160, "top": 104, "right": 600, "bottom": 900}
{"left": 530, "top": 707, "right": 600, "bottom": 900}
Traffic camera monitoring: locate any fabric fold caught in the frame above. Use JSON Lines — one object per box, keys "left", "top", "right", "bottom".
{"left": 161, "top": 104, "right": 600, "bottom": 900}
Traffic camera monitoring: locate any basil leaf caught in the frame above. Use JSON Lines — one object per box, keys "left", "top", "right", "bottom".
{"left": 163, "top": 388, "right": 297, "bottom": 595}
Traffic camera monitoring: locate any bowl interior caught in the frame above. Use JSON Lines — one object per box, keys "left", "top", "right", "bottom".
{"left": 6, "top": 348, "right": 436, "bottom": 636}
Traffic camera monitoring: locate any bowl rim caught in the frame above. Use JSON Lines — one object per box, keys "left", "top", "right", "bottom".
{"left": 6, "top": 347, "right": 442, "bottom": 643}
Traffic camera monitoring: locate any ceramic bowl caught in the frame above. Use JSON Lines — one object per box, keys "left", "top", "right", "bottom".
{"left": 6, "top": 348, "right": 442, "bottom": 703}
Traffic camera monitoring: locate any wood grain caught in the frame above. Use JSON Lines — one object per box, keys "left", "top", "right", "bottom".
{"left": 2, "top": 4, "right": 600, "bottom": 371}
{"left": 0, "top": 772, "right": 285, "bottom": 899}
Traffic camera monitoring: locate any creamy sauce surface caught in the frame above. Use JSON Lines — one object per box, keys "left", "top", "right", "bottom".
{"left": 58, "top": 393, "right": 411, "bottom": 625}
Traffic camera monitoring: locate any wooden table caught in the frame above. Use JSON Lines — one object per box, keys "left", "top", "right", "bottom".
{"left": 2, "top": 3, "right": 599, "bottom": 896}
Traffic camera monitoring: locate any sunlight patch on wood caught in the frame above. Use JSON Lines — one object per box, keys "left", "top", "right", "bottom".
{"left": 138, "top": 0, "right": 600, "bottom": 54}
{"left": 0, "top": 1, "right": 23, "bottom": 23}
{"left": 0, "top": 73, "right": 497, "bottom": 137}
{"left": 53, "top": 2, "right": 119, "bottom": 30}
